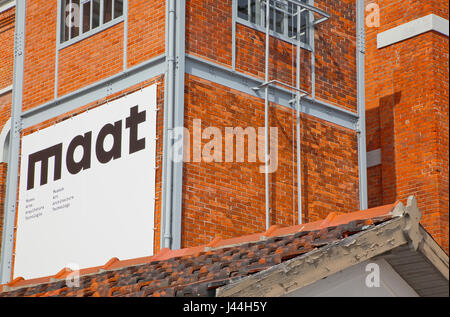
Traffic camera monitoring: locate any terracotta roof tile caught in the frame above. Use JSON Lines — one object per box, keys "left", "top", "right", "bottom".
{"left": 0, "top": 203, "right": 399, "bottom": 297}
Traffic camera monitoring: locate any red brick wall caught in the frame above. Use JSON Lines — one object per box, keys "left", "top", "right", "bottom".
{"left": 186, "top": 0, "right": 233, "bottom": 66}
{"left": 235, "top": 23, "right": 312, "bottom": 92}
{"left": 4, "top": 1, "right": 365, "bottom": 256}
{"left": 0, "top": 6, "right": 14, "bottom": 90}
{"left": 22, "top": 1, "right": 57, "bottom": 112}
{"left": 127, "top": 0, "right": 165, "bottom": 68}
{"left": 58, "top": 23, "right": 124, "bottom": 97}
{"left": 22, "top": 1, "right": 166, "bottom": 111}
{"left": 1, "top": 2, "right": 167, "bottom": 259}
{"left": 367, "top": 165, "right": 383, "bottom": 207}
{"left": 181, "top": 0, "right": 361, "bottom": 247}
{"left": 432, "top": 31, "right": 449, "bottom": 253}
{"left": 186, "top": 0, "right": 357, "bottom": 110}
{"left": 314, "top": 0, "right": 357, "bottom": 112}
{"left": 181, "top": 74, "right": 360, "bottom": 247}
{"left": 365, "top": 0, "right": 449, "bottom": 253}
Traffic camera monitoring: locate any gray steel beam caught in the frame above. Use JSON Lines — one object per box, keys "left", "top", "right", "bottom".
{"left": 356, "top": 0, "right": 368, "bottom": 210}
{"left": 185, "top": 54, "right": 359, "bottom": 131}
{"left": 21, "top": 54, "right": 166, "bottom": 129}
{"left": 0, "top": 0, "right": 26, "bottom": 284}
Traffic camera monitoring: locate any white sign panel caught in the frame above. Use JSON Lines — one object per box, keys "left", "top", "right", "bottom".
{"left": 14, "top": 84, "right": 158, "bottom": 280}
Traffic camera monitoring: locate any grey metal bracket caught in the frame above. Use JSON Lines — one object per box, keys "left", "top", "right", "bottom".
{"left": 12, "top": 117, "right": 22, "bottom": 135}
{"left": 357, "top": 26, "right": 366, "bottom": 54}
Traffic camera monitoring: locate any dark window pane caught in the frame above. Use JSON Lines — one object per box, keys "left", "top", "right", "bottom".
{"left": 265, "top": 0, "right": 274, "bottom": 31}
{"left": 275, "top": 6, "right": 284, "bottom": 34}
{"left": 82, "top": 1, "right": 91, "bottom": 33}
{"left": 269, "top": 11, "right": 275, "bottom": 30}
{"left": 93, "top": 0, "right": 100, "bottom": 28}
{"left": 287, "top": 3, "right": 297, "bottom": 38}
{"left": 250, "top": 0, "right": 256, "bottom": 23}
{"left": 70, "top": 0, "right": 80, "bottom": 39}
{"left": 114, "top": 0, "right": 123, "bottom": 18}
{"left": 63, "top": 0, "right": 71, "bottom": 42}
{"left": 235, "top": 0, "right": 310, "bottom": 43}
{"left": 238, "top": 0, "right": 248, "bottom": 20}
{"left": 300, "top": 9, "right": 309, "bottom": 43}
{"left": 103, "top": 0, "right": 113, "bottom": 23}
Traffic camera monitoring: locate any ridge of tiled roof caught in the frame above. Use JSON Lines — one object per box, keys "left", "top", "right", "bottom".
{"left": 0, "top": 203, "right": 399, "bottom": 297}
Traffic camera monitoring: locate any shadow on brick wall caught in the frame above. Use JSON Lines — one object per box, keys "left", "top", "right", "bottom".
{"left": 379, "top": 91, "right": 402, "bottom": 205}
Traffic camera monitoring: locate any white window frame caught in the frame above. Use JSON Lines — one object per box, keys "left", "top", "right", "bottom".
{"left": 58, "top": 0, "right": 125, "bottom": 50}
{"left": 235, "top": 0, "right": 314, "bottom": 51}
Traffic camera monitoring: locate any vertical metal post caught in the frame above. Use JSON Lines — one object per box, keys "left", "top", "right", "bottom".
{"left": 0, "top": 0, "right": 26, "bottom": 284}
{"left": 356, "top": 0, "right": 368, "bottom": 210}
{"left": 264, "top": 0, "right": 270, "bottom": 230}
{"left": 310, "top": 0, "right": 315, "bottom": 98}
{"left": 55, "top": 0, "right": 62, "bottom": 99}
{"left": 100, "top": 0, "right": 104, "bottom": 25}
{"left": 160, "top": 0, "right": 169, "bottom": 250}
{"left": 232, "top": 0, "right": 236, "bottom": 70}
{"left": 161, "top": 0, "right": 185, "bottom": 250}
{"left": 90, "top": 0, "right": 93, "bottom": 30}
{"left": 111, "top": 0, "right": 114, "bottom": 19}
{"left": 256, "top": 0, "right": 261, "bottom": 24}
{"left": 123, "top": 0, "right": 128, "bottom": 71}
{"left": 163, "top": 0, "right": 176, "bottom": 249}
{"left": 296, "top": 4, "right": 302, "bottom": 225}
{"left": 80, "top": 1, "right": 84, "bottom": 33}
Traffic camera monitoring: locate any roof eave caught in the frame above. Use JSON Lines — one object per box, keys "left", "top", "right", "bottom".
{"left": 216, "top": 196, "right": 449, "bottom": 297}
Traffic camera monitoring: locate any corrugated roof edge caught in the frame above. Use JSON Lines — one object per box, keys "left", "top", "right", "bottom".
{"left": 0, "top": 201, "right": 400, "bottom": 293}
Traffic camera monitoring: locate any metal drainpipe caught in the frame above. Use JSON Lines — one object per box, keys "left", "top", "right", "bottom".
{"left": 163, "top": 0, "right": 176, "bottom": 248}
{"left": 296, "top": 4, "right": 302, "bottom": 225}
{"left": 356, "top": 0, "right": 368, "bottom": 210}
{"left": 264, "top": 0, "right": 270, "bottom": 230}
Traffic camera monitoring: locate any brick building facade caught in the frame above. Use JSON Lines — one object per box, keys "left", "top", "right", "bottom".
{"left": 365, "top": 0, "right": 449, "bottom": 253}
{"left": 0, "top": 0, "right": 448, "bottom": 283}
